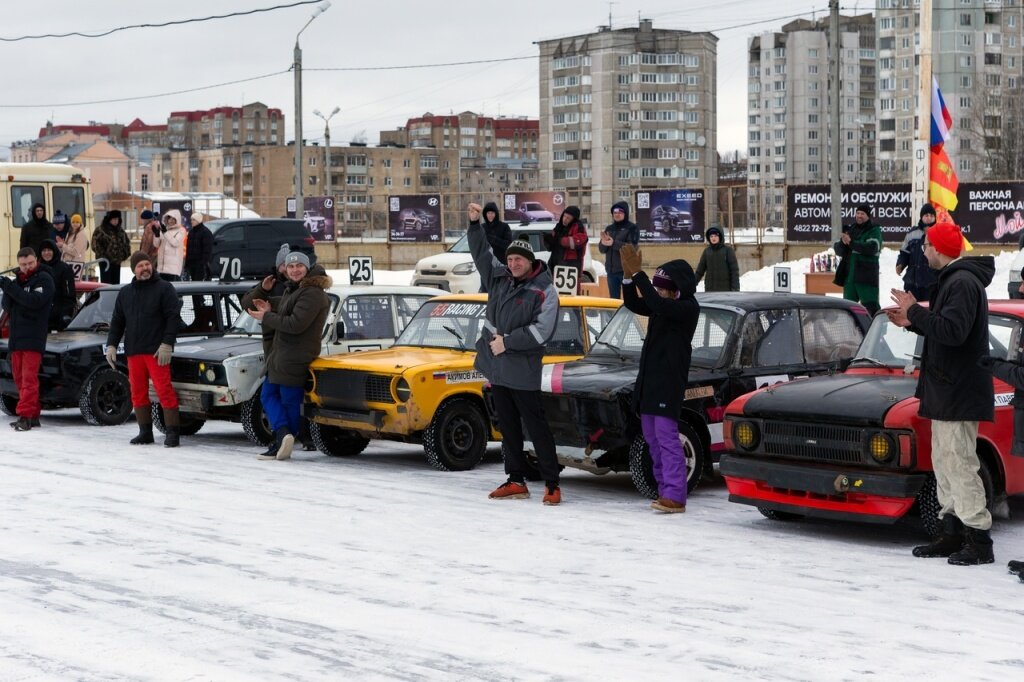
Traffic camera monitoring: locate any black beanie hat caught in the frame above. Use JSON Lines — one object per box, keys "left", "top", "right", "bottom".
{"left": 856, "top": 203, "right": 872, "bottom": 216}
{"left": 920, "top": 203, "right": 936, "bottom": 219}
{"left": 505, "top": 239, "right": 536, "bottom": 263}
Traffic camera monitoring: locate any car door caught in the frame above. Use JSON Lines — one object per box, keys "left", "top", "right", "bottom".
{"left": 243, "top": 222, "right": 277, "bottom": 276}
{"left": 211, "top": 224, "right": 246, "bottom": 280}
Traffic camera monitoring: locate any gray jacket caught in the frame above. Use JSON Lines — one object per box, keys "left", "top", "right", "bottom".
{"left": 468, "top": 219, "right": 559, "bottom": 390}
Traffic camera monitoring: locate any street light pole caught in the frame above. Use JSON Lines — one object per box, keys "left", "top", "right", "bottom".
{"left": 313, "top": 106, "right": 340, "bottom": 201}
{"left": 294, "top": 1, "right": 331, "bottom": 217}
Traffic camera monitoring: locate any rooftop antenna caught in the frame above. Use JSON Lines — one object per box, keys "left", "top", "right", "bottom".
{"left": 608, "top": 1, "right": 615, "bottom": 29}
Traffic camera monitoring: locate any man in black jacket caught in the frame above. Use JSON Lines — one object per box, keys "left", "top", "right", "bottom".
{"left": 185, "top": 213, "right": 214, "bottom": 281}
{"left": 20, "top": 203, "right": 53, "bottom": 257}
{"left": 694, "top": 226, "right": 740, "bottom": 292}
{"left": 38, "top": 239, "right": 76, "bottom": 331}
{"left": 106, "top": 252, "right": 182, "bottom": 447}
{"left": 888, "top": 221, "right": 995, "bottom": 566}
{"left": 478, "top": 202, "right": 512, "bottom": 291}
{"left": 0, "top": 248, "right": 55, "bottom": 431}
{"left": 599, "top": 201, "right": 639, "bottom": 299}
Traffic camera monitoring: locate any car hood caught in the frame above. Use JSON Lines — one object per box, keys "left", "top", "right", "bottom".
{"left": 311, "top": 346, "right": 473, "bottom": 375}
{"left": 740, "top": 373, "right": 919, "bottom": 426}
{"left": 173, "top": 335, "right": 263, "bottom": 362}
{"left": 415, "top": 252, "right": 473, "bottom": 271}
{"left": 30, "top": 331, "right": 109, "bottom": 353}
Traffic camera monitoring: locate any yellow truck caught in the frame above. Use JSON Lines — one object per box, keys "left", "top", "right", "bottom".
{"left": 305, "top": 293, "right": 621, "bottom": 471}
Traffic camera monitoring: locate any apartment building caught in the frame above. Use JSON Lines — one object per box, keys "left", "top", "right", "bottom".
{"left": 167, "top": 102, "right": 284, "bottom": 150}
{"left": 747, "top": 15, "right": 875, "bottom": 226}
{"left": 876, "top": 0, "right": 1024, "bottom": 181}
{"left": 537, "top": 18, "right": 718, "bottom": 219}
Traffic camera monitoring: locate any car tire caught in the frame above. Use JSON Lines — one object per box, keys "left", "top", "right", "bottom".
{"left": 151, "top": 404, "right": 206, "bottom": 436}
{"left": 424, "top": 398, "right": 488, "bottom": 471}
{"left": 79, "top": 368, "right": 133, "bottom": 426}
{"left": 915, "top": 459, "right": 996, "bottom": 538}
{"left": 627, "top": 420, "right": 706, "bottom": 499}
{"left": 0, "top": 393, "right": 18, "bottom": 416}
{"left": 757, "top": 507, "right": 805, "bottom": 521}
{"left": 241, "top": 391, "right": 274, "bottom": 446}
{"left": 310, "top": 421, "right": 369, "bottom": 457}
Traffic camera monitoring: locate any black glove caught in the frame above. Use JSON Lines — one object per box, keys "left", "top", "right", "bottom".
{"left": 151, "top": 224, "right": 161, "bottom": 235}
{"left": 160, "top": 224, "right": 168, "bottom": 233}
{"left": 977, "top": 355, "right": 998, "bottom": 371}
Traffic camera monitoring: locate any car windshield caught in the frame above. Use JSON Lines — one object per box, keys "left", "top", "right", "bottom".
{"left": 65, "top": 289, "right": 119, "bottom": 330}
{"left": 853, "top": 314, "right": 924, "bottom": 367}
{"left": 448, "top": 235, "right": 471, "bottom": 253}
{"left": 396, "top": 300, "right": 489, "bottom": 350}
{"left": 226, "top": 311, "right": 261, "bottom": 335}
{"left": 588, "top": 305, "right": 738, "bottom": 367}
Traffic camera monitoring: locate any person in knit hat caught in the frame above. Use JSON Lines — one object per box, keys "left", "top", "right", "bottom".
{"left": 694, "top": 226, "right": 740, "bottom": 292}
{"left": 896, "top": 204, "right": 938, "bottom": 301}
{"left": 544, "top": 205, "right": 588, "bottom": 292}
{"left": 889, "top": 221, "right": 996, "bottom": 567}
{"left": 599, "top": 201, "right": 639, "bottom": 298}
{"left": 618, "top": 243, "right": 700, "bottom": 513}
{"left": 59, "top": 213, "right": 89, "bottom": 268}
{"left": 834, "top": 203, "right": 882, "bottom": 314}
{"left": 92, "top": 209, "right": 132, "bottom": 284}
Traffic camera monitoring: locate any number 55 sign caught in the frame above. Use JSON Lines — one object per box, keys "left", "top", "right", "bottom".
{"left": 553, "top": 265, "right": 579, "bottom": 295}
{"left": 349, "top": 256, "right": 374, "bottom": 285}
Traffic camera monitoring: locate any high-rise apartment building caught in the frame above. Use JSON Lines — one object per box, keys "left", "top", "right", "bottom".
{"left": 537, "top": 19, "right": 718, "bottom": 220}
{"left": 167, "top": 102, "right": 284, "bottom": 150}
{"left": 877, "top": 0, "right": 1024, "bottom": 181}
{"left": 747, "top": 15, "right": 875, "bottom": 226}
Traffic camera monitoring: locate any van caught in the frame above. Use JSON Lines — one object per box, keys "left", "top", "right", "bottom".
{"left": 1, "top": 163, "right": 93, "bottom": 270}
{"left": 205, "top": 218, "right": 316, "bottom": 280}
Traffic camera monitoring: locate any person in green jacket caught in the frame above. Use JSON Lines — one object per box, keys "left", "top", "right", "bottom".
{"left": 834, "top": 203, "right": 881, "bottom": 315}
{"left": 694, "top": 226, "right": 739, "bottom": 292}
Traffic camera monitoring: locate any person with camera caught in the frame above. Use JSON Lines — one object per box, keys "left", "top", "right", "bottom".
{"left": 153, "top": 210, "right": 186, "bottom": 281}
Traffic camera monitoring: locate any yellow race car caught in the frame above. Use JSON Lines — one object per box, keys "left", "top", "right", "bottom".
{"left": 305, "top": 293, "right": 621, "bottom": 471}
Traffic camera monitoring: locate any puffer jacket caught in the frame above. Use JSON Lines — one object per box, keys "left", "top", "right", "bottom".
{"left": 0, "top": 266, "right": 55, "bottom": 352}
{"left": 59, "top": 226, "right": 90, "bottom": 264}
{"left": 896, "top": 222, "right": 937, "bottom": 300}
{"left": 92, "top": 215, "right": 132, "bottom": 264}
{"left": 545, "top": 206, "right": 589, "bottom": 271}
{"left": 107, "top": 275, "right": 181, "bottom": 355}
{"left": 907, "top": 256, "right": 995, "bottom": 421}
{"left": 154, "top": 224, "right": 186, "bottom": 277}
{"left": 623, "top": 260, "right": 700, "bottom": 417}
{"left": 258, "top": 266, "right": 331, "bottom": 387}
{"left": 468, "top": 218, "right": 559, "bottom": 391}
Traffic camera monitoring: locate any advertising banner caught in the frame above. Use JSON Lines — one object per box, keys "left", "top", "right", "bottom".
{"left": 785, "top": 185, "right": 912, "bottom": 242}
{"left": 303, "top": 196, "right": 335, "bottom": 242}
{"left": 388, "top": 195, "right": 442, "bottom": 243}
{"left": 951, "top": 183, "right": 1024, "bottom": 245}
{"left": 634, "top": 189, "right": 705, "bottom": 243}
{"left": 502, "top": 191, "right": 565, "bottom": 224}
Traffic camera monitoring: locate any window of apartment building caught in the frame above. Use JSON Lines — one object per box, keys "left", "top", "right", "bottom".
{"left": 961, "top": 74, "right": 973, "bottom": 88}
{"left": 684, "top": 168, "right": 699, "bottom": 180}
{"left": 985, "top": 73, "right": 1002, "bottom": 87}
{"left": 961, "top": 33, "right": 973, "bottom": 47}
{"left": 808, "top": 114, "right": 819, "bottom": 124}
{"left": 242, "top": 153, "right": 253, "bottom": 167}
{"left": 685, "top": 150, "right": 700, "bottom": 161}
{"left": 773, "top": 96, "right": 785, "bottom": 107}
{"left": 617, "top": 74, "right": 633, "bottom": 85}
{"left": 960, "top": 96, "right": 972, "bottom": 109}
{"left": 617, "top": 111, "right": 630, "bottom": 124}
{"left": 774, "top": 63, "right": 785, "bottom": 75}
{"left": 960, "top": 138, "right": 972, "bottom": 152}
{"left": 686, "top": 75, "right": 699, "bottom": 86}
{"left": 808, "top": 163, "right": 818, "bottom": 174}
{"left": 658, "top": 148, "right": 679, "bottom": 160}
{"left": 403, "top": 159, "right": 411, "bottom": 168}
{"left": 775, "top": 145, "right": 785, "bottom": 155}
{"left": 809, "top": 97, "right": 819, "bottom": 108}
{"left": 420, "top": 156, "right": 438, "bottom": 169}
{"left": 682, "top": 112, "right": 698, "bottom": 124}
{"left": 809, "top": 147, "right": 819, "bottom": 157}
{"left": 960, "top": 13, "right": 972, "bottom": 26}
{"left": 985, "top": 31, "right": 1002, "bottom": 46}
{"left": 879, "top": 36, "right": 895, "bottom": 50}
{"left": 808, "top": 48, "right": 818, "bottom": 58}
{"left": 880, "top": 99, "right": 895, "bottom": 111}
{"left": 808, "top": 64, "right": 818, "bottom": 75}
{"left": 140, "top": 174, "right": 149, "bottom": 191}
{"left": 749, "top": 131, "right": 761, "bottom": 141}
{"left": 618, "top": 54, "right": 638, "bottom": 66}
{"left": 881, "top": 17, "right": 895, "bottom": 29}
{"left": 880, "top": 139, "right": 896, "bottom": 152}
{"left": 879, "top": 77, "right": 895, "bottom": 90}
{"left": 403, "top": 178, "right": 411, "bottom": 187}
{"left": 773, "top": 162, "right": 785, "bottom": 173}
{"left": 985, "top": 52, "right": 1002, "bottom": 65}
{"left": 984, "top": 115, "right": 1003, "bottom": 129}
{"left": 959, "top": 158, "right": 972, "bottom": 172}
{"left": 750, "top": 163, "right": 761, "bottom": 173}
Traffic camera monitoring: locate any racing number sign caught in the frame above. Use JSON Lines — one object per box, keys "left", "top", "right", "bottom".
{"left": 349, "top": 256, "right": 374, "bottom": 285}
{"left": 773, "top": 266, "right": 791, "bottom": 293}
{"left": 553, "top": 265, "right": 578, "bottom": 296}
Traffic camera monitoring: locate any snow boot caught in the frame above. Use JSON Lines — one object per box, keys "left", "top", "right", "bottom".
{"left": 258, "top": 427, "right": 293, "bottom": 461}
{"left": 948, "top": 527, "right": 995, "bottom": 566}
{"left": 163, "top": 407, "right": 181, "bottom": 448}
{"left": 912, "top": 515, "right": 963, "bottom": 558}
{"left": 1009, "top": 560, "right": 1024, "bottom": 577}
{"left": 542, "top": 484, "right": 562, "bottom": 506}
{"left": 12, "top": 417, "right": 33, "bottom": 431}
{"left": 652, "top": 497, "right": 686, "bottom": 513}
{"left": 489, "top": 479, "right": 530, "bottom": 500}
{"left": 130, "top": 407, "right": 155, "bottom": 445}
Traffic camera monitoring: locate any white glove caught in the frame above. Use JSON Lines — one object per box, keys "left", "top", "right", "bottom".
{"left": 155, "top": 343, "right": 173, "bottom": 366}
{"left": 105, "top": 346, "right": 117, "bottom": 369}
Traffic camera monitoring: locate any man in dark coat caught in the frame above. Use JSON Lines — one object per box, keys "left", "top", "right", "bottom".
{"left": 1, "top": 248, "right": 55, "bottom": 431}
{"left": 20, "top": 203, "right": 53, "bottom": 258}
{"left": 896, "top": 204, "right": 938, "bottom": 301}
{"left": 834, "top": 203, "right": 882, "bottom": 315}
{"left": 598, "top": 201, "right": 639, "bottom": 299}
{"left": 477, "top": 202, "right": 512, "bottom": 292}
{"left": 246, "top": 251, "right": 331, "bottom": 461}
{"left": 619, "top": 244, "right": 700, "bottom": 513}
{"left": 467, "top": 202, "right": 562, "bottom": 505}
{"left": 889, "top": 221, "right": 995, "bottom": 566}
{"left": 544, "top": 206, "right": 589, "bottom": 292}
{"left": 38, "top": 239, "right": 76, "bottom": 332}
{"left": 694, "top": 226, "right": 740, "bottom": 292}
{"left": 184, "top": 213, "right": 214, "bottom": 281}
{"left": 92, "top": 210, "right": 132, "bottom": 285}
{"left": 106, "top": 251, "right": 182, "bottom": 447}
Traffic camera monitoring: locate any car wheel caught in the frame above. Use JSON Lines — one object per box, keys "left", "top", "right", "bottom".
{"left": 79, "top": 368, "right": 133, "bottom": 426}
{"left": 151, "top": 404, "right": 206, "bottom": 436}
{"left": 310, "top": 421, "right": 369, "bottom": 457}
{"left": 0, "top": 393, "right": 18, "bottom": 417}
{"left": 241, "top": 391, "right": 274, "bottom": 446}
{"left": 757, "top": 507, "right": 805, "bottom": 521}
{"left": 627, "top": 420, "right": 706, "bottom": 499}
{"left": 915, "top": 458, "right": 996, "bottom": 538}
{"left": 423, "top": 398, "right": 488, "bottom": 471}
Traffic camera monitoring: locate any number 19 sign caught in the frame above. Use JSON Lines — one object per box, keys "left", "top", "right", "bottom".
{"left": 773, "top": 266, "right": 791, "bottom": 293}
{"left": 349, "top": 256, "right": 374, "bottom": 285}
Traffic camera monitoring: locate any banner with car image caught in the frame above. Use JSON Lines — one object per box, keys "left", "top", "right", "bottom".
{"left": 502, "top": 191, "right": 565, "bottom": 224}
{"left": 388, "top": 195, "right": 442, "bottom": 243}
{"left": 634, "top": 189, "right": 705, "bottom": 243}
{"left": 303, "top": 196, "right": 335, "bottom": 242}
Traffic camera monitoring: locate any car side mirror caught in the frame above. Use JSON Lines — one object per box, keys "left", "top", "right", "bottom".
{"left": 335, "top": 320, "right": 345, "bottom": 340}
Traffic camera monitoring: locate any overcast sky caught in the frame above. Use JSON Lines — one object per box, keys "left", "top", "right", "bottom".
{"left": 1, "top": 0, "right": 832, "bottom": 157}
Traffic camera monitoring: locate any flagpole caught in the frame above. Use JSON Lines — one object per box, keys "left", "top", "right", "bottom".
{"left": 912, "top": 0, "right": 933, "bottom": 215}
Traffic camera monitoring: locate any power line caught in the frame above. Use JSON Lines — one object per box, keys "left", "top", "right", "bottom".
{"left": 305, "top": 55, "right": 537, "bottom": 73}
{"left": 0, "top": 0, "right": 321, "bottom": 42}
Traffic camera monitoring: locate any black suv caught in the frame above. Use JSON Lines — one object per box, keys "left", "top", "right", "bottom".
{"left": 206, "top": 218, "right": 316, "bottom": 280}
{"left": 0, "top": 281, "right": 254, "bottom": 425}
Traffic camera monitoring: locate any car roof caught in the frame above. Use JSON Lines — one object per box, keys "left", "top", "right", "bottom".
{"left": 696, "top": 291, "right": 869, "bottom": 314}
{"left": 328, "top": 285, "right": 441, "bottom": 297}
{"left": 425, "top": 292, "right": 621, "bottom": 309}
{"left": 94, "top": 280, "right": 258, "bottom": 292}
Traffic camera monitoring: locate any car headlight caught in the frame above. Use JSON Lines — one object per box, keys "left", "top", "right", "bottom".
{"left": 867, "top": 432, "right": 895, "bottom": 463}
{"left": 734, "top": 420, "right": 760, "bottom": 451}
{"left": 452, "top": 262, "right": 476, "bottom": 275}
{"left": 395, "top": 377, "right": 411, "bottom": 402}
{"left": 198, "top": 362, "right": 223, "bottom": 384}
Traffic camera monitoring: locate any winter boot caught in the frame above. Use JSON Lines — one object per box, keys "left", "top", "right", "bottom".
{"left": 12, "top": 417, "right": 33, "bottom": 431}
{"left": 29, "top": 418, "right": 40, "bottom": 428}
{"left": 489, "top": 478, "right": 530, "bottom": 500}
{"left": 1008, "top": 560, "right": 1024, "bottom": 577}
{"left": 652, "top": 497, "right": 686, "bottom": 513}
{"left": 542, "top": 484, "right": 562, "bottom": 506}
{"left": 948, "top": 527, "right": 995, "bottom": 566}
{"left": 130, "top": 407, "right": 155, "bottom": 445}
{"left": 298, "top": 418, "right": 316, "bottom": 451}
{"left": 256, "top": 431, "right": 282, "bottom": 460}
{"left": 163, "top": 407, "right": 181, "bottom": 448}
{"left": 277, "top": 429, "right": 295, "bottom": 461}
{"left": 912, "top": 515, "right": 964, "bottom": 558}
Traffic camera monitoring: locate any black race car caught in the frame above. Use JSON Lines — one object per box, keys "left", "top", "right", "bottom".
{"left": 0, "top": 281, "right": 254, "bottom": 425}
{"left": 486, "top": 292, "right": 872, "bottom": 497}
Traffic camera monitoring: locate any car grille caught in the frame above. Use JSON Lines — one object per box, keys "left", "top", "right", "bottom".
{"left": 171, "top": 359, "right": 202, "bottom": 383}
{"left": 762, "top": 421, "right": 863, "bottom": 465}
{"left": 420, "top": 269, "right": 447, "bottom": 276}
{"left": 316, "top": 369, "right": 395, "bottom": 408}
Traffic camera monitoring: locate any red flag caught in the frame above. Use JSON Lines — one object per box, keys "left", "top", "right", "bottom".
{"left": 929, "top": 147, "right": 959, "bottom": 211}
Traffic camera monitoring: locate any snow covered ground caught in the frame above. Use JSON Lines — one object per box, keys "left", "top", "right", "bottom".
{"left": 3, "top": 249, "right": 1023, "bottom": 681}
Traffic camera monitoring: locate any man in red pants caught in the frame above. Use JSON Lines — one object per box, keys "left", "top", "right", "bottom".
{"left": 106, "top": 251, "right": 182, "bottom": 447}
{"left": 0, "top": 247, "right": 55, "bottom": 431}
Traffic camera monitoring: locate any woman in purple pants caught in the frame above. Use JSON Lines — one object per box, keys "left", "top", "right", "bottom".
{"left": 619, "top": 245, "right": 700, "bottom": 513}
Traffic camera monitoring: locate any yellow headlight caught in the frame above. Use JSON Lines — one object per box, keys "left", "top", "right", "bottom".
{"left": 869, "top": 433, "right": 893, "bottom": 462}
{"left": 735, "top": 421, "right": 759, "bottom": 450}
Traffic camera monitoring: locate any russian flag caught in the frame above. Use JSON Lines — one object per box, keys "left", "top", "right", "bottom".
{"left": 930, "top": 76, "right": 952, "bottom": 151}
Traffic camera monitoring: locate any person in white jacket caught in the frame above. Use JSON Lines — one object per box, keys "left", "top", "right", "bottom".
{"left": 58, "top": 213, "right": 90, "bottom": 269}
{"left": 153, "top": 209, "right": 187, "bottom": 281}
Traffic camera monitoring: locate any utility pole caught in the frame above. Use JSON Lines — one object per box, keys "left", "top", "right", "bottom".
{"left": 829, "top": 0, "right": 842, "bottom": 241}
{"left": 912, "top": 0, "right": 933, "bottom": 215}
